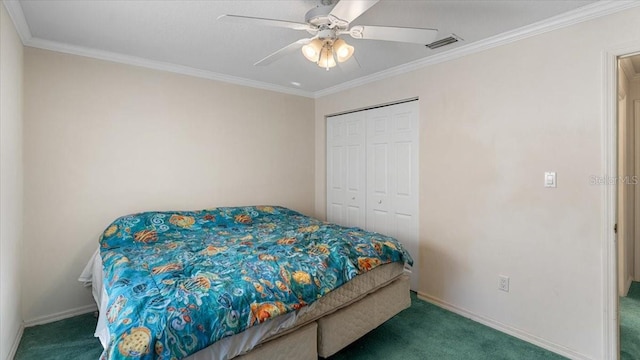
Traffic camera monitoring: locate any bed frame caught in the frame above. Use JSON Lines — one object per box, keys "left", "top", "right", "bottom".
{"left": 235, "top": 274, "right": 410, "bottom": 359}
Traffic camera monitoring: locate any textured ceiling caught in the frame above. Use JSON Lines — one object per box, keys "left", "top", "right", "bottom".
{"left": 15, "top": 0, "right": 597, "bottom": 94}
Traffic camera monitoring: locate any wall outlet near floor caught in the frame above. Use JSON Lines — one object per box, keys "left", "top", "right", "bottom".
{"left": 499, "top": 275, "right": 510, "bottom": 292}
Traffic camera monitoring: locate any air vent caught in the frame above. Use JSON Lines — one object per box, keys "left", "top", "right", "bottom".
{"left": 426, "top": 34, "right": 462, "bottom": 49}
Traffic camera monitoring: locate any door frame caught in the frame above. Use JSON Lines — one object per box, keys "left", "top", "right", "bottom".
{"left": 635, "top": 100, "right": 640, "bottom": 279}
{"left": 603, "top": 43, "right": 640, "bottom": 360}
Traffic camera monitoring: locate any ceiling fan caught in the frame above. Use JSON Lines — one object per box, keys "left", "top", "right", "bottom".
{"left": 217, "top": 0, "right": 438, "bottom": 70}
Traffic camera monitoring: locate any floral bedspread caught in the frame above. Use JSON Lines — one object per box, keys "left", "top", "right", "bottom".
{"left": 99, "top": 206, "right": 413, "bottom": 359}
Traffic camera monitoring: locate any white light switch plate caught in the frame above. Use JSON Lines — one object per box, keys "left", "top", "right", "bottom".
{"left": 544, "top": 172, "right": 556, "bottom": 188}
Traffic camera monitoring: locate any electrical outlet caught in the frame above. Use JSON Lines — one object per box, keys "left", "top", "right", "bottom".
{"left": 499, "top": 275, "right": 510, "bottom": 292}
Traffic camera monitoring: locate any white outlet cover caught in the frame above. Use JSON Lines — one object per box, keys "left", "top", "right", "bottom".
{"left": 499, "top": 275, "right": 510, "bottom": 292}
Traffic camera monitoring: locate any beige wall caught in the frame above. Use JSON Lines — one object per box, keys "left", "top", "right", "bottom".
{"left": 315, "top": 7, "right": 640, "bottom": 360}
{"left": 0, "top": 2, "right": 24, "bottom": 359}
{"left": 22, "top": 47, "right": 315, "bottom": 322}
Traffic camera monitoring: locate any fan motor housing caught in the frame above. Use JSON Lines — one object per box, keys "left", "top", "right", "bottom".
{"left": 305, "top": 5, "right": 334, "bottom": 26}
{"left": 317, "top": 29, "right": 337, "bottom": 42}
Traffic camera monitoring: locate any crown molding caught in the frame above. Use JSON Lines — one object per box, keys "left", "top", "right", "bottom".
{"left": 2, "top": 0, "right": 32, "bottom": 43}
{"left": 3, "top": 0, "right": 313, "bottom": 98}
{"left": 314, "top": 0, "right": 640, "bottom": 98}
{"left": 25, "top": 37, "right": 315, "bottom": 98}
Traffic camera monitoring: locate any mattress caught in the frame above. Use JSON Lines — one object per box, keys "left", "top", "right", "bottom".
{"left": 80, "top": 250, "right": 405, "bottom": 360}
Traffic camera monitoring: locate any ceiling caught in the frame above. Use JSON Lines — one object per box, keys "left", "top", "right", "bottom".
{"left": 6, "top": 0, "right": 620, "bottom": 96}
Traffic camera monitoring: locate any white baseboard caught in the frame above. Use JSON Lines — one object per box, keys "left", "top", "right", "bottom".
{"left": 7, "top": 323, "right": 24, "bottom": 360}
{"left": 622, "top": 276, "right": 633, "bottom": 297}
{"left": 24, "top": 304, "right": 98, "bottom": 327}
{"left": 417, "top": 292, "right": 594, "bottom": 360}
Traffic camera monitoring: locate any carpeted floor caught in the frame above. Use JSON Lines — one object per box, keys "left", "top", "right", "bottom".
{"left": 14, "top": 312, "right": 103, "bottom": 360}
{"left": 621, "top": 282, "right": 640, "bottom": 360}
{"left": 329, "top": 293, "right": 565, "bottom": 360}
{"left": 15, "top": 292, "right": 568, "bottom": 360}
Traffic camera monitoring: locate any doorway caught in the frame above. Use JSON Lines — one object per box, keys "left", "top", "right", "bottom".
{"left": 603, "top": 44, "right": 640, "bottom": 360}
{"left": 617, "top": 55, "right": 639, "bottom": 298}
{"left": 618, "top": 53, "right": 640, "bottom": 359}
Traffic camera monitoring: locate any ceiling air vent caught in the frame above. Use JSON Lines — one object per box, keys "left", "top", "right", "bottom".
{"left": 426, "top": 34, "right": 462, "bottom": 49}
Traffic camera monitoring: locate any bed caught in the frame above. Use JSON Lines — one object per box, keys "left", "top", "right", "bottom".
{"left": 80, "top": 206, "right": 413, "bottom": 360}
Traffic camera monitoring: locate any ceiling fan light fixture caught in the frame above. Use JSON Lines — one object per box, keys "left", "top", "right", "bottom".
{"left": 317, "top": 46, "right": 337, "bottom": 70}
{"left": 222, "top": 1, "right": 443, "bottom": 71}
{"left": 333, "top": 38, "right": 354, "bottom": 63}
{"left": 302, "top": 38, "right": 323, "bottom": 62}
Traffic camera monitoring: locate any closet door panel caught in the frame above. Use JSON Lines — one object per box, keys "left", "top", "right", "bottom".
{"left": 326, "top": 118, "right": 346, "bottom": 225}
{"left": 365, "top": 102, "right": 419, "bottom": 291}
{"left": 390, "top": 102, "right": 419, "bottom": 291}
{"left": 346, "top": 144, "right": 362, "bottom": 227}
{"left": 372, "top": 144, "right": 389, "bottom": 194}
{"left": 367, "top": 143, "right": 392, "bottom": 234}
{"left": 391, "top": 103, "right": 418, "bottom": 218}
{"left": 371, "top": 208, "right": 392, "bottom": 236}
{"left": 395, "top": 142, "right": 413, "bottom": 199}
{"left": 345, "top": 113, "right": 366, "bottom": 228}
{"left": 327, "top": 112, "right": 365, "bottom": 228}
{"left": 366, "top": 107, "right": 395, "bottom": 237}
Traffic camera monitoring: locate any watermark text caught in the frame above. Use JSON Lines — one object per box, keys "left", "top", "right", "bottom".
{"left": 590, "top": 175, "right": 639, "bottom": 185}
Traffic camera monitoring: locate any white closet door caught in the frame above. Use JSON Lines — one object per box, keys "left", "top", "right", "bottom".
{"left": 366, "top": 101, "right": 419, "bottom": 291}
{"left": 366, "top": 106, "right": 395, "bottom": 236}
{"left": 326, "top": 112, "right": 366, "bottom": 228}
{"left": 327, "top": 101, "right": 419, "bottom": 291}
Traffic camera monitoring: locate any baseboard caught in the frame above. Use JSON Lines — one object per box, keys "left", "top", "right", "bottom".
{"left": 7, "top": 323, "right": 24, "bottom": 360}
{"left": 417, "top": 292, "right": 594, "bottom": 360}
{"left": 23, "top": 304, "right": 98, "bottom": 327}
{"left": 625, "top": 276, "right": 634, "bottom": 296}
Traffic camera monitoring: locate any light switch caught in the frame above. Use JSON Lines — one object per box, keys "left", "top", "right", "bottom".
{"left": 544, "top": 172, "right": 556, "bottom": 188}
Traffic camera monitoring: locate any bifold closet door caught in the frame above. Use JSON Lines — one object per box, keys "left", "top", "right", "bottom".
{"left": 326, "top": 111, "right": 366, "bottom": 229}
{"left": 326, "top": 101, "right": 419, "bottom": 290}
{"left": 365, "top": 101, "right": 419, "bottom": 291}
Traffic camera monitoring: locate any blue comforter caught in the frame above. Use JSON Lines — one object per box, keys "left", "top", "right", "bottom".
{"left": 99, "top": 206, "right": 413, "bottom": 359}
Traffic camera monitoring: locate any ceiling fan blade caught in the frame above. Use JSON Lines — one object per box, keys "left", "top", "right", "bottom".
{"left": 217, "top": 14, "right": 312, "bottom": 31}
{"left": 254, "top": 38, "right": 313, "bottom": 66}
{"left": 349, "top": 25, "right": 438, "bottom": 44}
{"left": 328, "top": 0, "right": 379, "bottom": 25}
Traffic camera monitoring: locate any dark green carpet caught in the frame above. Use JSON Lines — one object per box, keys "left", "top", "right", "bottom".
{"left": 327, "top": 293, "right": 565, "bottom": 360}
{"left": 621, "top": 281, "right": 640, "bottom": 360}
{"left": 16, "top": 293, "right": 567, "bottom": 360}
{"left": 15, "top": 312, "right": 103, "bottom": 360}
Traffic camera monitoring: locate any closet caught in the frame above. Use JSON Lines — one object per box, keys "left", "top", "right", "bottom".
{"left": 326, "top": 100, "right": 419, "bottom": 290}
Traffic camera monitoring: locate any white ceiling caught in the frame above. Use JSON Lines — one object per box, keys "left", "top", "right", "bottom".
{"left": 7, "top": 0, "right": 625, "bottom": 96}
